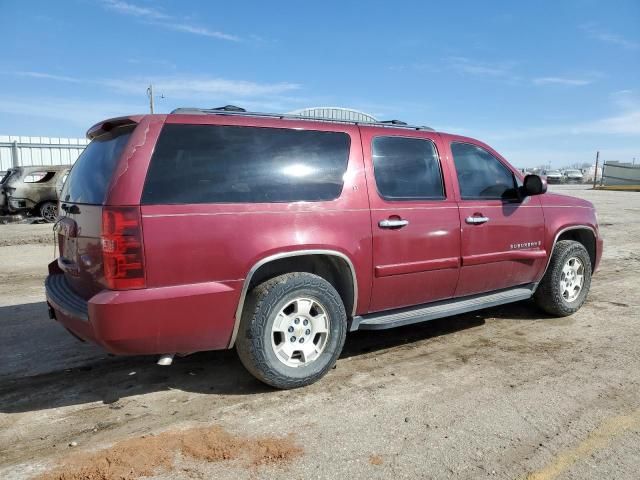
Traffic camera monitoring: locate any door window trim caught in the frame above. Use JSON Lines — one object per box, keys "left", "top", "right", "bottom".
{"left": 371, "top": 135, "right": 447, "bottom": 202}
{"left": 450, "top": 141, "right": 519, "bottom": 202}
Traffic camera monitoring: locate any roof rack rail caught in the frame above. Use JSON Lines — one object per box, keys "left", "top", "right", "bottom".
{"left": 379, "top": 120, "right": 408, "bottom": 126}
{"left": 212, "top": 105, "right": 246, "bottom": 112}
{"left": 169, "top": 107, "right": 435, "bottom": 132}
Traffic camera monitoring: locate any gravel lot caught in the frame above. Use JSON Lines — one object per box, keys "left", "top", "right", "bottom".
{"left": 0, "top": 185, "right": 638, "bottom": 480}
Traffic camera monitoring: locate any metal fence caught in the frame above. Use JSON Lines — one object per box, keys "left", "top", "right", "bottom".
{"left": 602, "top": 161, "right": 640, "bottom": 186}
{"left": 0, "top": 135, "right": 88, "bottom": 173}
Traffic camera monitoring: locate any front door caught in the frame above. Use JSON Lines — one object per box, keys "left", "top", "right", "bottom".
{"left": 448, "top": 140, "right": 546, "bottom": 297}
{"left": 362, "top": 129, "right": 461, "bottom": 313}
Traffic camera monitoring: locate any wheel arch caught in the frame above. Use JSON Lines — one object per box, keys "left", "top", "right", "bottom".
{"left": 228, "top": 250, "right": 358, "bottom": 347}
{"left": 540, "top": 225, "right": 597, "bottom": 281}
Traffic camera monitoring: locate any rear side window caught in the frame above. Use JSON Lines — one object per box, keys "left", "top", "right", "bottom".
{"left": 23, "top": 171, "right": 56, "bottom": 183}
{"left": 61, "top": 126, "right": 133, "bottom": 204}
{"left": 1, "top": 169, "right": 15, "bottom": 184}
{"left": 142, "top": 124, "right": 351, "bottom": 204}
{"left": 372, "top": 136, "right": 445, "bottom": 200}
{"left": 451, "top": 142, "right": 517, "bottom": 200}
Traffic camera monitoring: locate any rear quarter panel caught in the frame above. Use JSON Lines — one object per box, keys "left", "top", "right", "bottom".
{"left": 136, "top": 116, "right": 373, "bottom": 317}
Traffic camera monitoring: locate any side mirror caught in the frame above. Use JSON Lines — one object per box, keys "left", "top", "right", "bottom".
{"left": 523, "top": 174, "right": 547, "bottom": 196}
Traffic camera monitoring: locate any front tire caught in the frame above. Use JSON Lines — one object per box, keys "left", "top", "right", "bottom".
{"left": 236, "top": 273, "right": 347, "bottom": 389}
{"left": 534, "top": 240, "right": 592, "bottom": 316}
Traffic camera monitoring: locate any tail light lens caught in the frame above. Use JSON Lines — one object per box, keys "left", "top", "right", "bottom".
{"left": 101, "top": 206, "right": 146, "bottom": 290}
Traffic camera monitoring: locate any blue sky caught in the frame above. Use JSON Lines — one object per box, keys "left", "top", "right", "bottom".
{"left": 0, "top": 0, "right": 638, "bottom": 167}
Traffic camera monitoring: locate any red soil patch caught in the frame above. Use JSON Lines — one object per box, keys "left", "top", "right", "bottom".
{"left": 36, "top": 425, "right": 303, "bottom": 480}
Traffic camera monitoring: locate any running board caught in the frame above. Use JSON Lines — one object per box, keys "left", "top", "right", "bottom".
{"left": 350, "top": 285, "right": 535, "bottom": 331}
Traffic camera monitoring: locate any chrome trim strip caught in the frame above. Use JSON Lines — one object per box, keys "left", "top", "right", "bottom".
{"left": 227, "top": 249, "right": 359, "bottom": 348}
{"left": 536, "top": 225, "right": 597, "bottom": 287}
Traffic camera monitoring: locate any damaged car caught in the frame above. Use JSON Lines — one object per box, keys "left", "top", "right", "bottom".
{"left": 0, "top": 165, "right": 70, "bottom": 222}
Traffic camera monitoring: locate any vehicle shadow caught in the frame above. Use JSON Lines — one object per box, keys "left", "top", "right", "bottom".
{"left": 0, "top": 300, "right": 547, "bottom": 414}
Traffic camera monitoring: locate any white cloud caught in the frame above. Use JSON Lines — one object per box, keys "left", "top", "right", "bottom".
{"left": 0, "top": 96, "right": 147, "bottom": 128}
{"left": 588, "top": 109, "right": 640, "bottom": 135}
{"left": 610, "top": 89, "right": 640, "bottom": 110}
{"left": 446, "top": 56, "right": 517, "bottom": 78}
{"left": 470, "top": 90, "right": 640, "bottom": 143}
{"left": 480, "top": 111, "right": 640, "bottom": 141}
{"left": 571, "top": 90, "right": 640, "bottom": 135}
{"left": 104, "top": 76, "right": 300, "bottom": 98}
{"left": 7, "top": 70, "right": 300, "bottom": 99}
{"left": 581, "top": 23, "right": 640, "bottom": 50}
{"left": 101, "top": 0, "right": 240, "bottom": 41}
{"left": 102, "top": 0, "right": 169, "bottom": 20}
{"left": 166, "top": 23, "right": 240, "bottom": 42}
{"left": 533, "top": 77, "right": 593, "bottom": 86}
{"left": 502, "top": 147, "right": 638, "bottom": 168}
{"left": 13, "top": 71, "right": 83, "bottom": 83}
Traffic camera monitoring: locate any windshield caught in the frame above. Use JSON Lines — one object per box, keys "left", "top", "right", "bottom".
{"left": 60, "top": 126, "right": 133, "bottom": 204}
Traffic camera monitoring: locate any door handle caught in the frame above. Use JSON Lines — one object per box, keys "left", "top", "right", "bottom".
{"left": 465, "top": 216, "right": 489, "bottom": 225}
{"left": 379, "top": 219, "right": 409, "bottom": 229}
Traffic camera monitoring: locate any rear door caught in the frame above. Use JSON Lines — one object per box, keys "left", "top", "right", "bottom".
{"left": 447, "top": 139, "right": 546, "bottom": 297}
{"left": 361, "top": 128, "right": 461, "bottom": 313}
{"left": 56, "top": 123, "right": 136, "bottom": 299}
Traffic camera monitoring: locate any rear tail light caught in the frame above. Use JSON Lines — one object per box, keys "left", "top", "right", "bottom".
{"left": 101, "top": 206, "right": 146, "bottom": 290}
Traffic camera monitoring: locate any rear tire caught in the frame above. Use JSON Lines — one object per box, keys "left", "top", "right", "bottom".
{"left": 236, "top": 272, "right": 347, "bottom": 389}
{"left": 534, "top": 240, "right": 592, "bottom": 316}
{"left": 39, "top": 201, "right": 58, "bottom": 223}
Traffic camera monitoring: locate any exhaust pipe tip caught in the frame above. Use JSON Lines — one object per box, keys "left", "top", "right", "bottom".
{"left": 157, "top": 354, "right": 174, "bottom": 366}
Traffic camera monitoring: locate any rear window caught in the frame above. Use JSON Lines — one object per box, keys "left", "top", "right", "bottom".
{"left": 60, "top": 126, "right": 133, "bottom": 204}
{"left": 0, "top": 169, "right": 14, "bottom": 184}
{"left": 142, "top": 124, "right": 350, "bottom": 204}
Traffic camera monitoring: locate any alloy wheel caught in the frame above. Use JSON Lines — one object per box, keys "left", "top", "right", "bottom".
{"left": 270, "top": 297, "right": 330, "bottom": 367}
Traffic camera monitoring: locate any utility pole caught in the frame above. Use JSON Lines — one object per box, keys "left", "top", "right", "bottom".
{"left": 147, "top": 84, "right": 154, "bottom": 114}
{"left": 593, "top": 151, "right": 599, "bottom": 190}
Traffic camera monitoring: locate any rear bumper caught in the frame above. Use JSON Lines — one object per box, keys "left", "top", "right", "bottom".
{"left": 0, "top": 193, "right": 36, "bottom": 213}
{"left": 0, "top": 192, "right": 32, "bottom": 215}
{"left": 45, "top": 270, "right": 242, "bottom": 355}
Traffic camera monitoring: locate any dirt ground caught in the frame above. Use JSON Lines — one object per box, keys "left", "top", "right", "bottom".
{"left": 0, "top": 185, "right": 638, "bottom": 480}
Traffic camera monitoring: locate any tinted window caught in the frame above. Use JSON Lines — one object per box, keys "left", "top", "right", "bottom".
{"left": 451, "top": 142, "right": 517, "bottom": 199}
{"left": 142, "top": 125, "right": 350, "bottom": 204}
{"left": 61, "top": 126, "right": 133, "bottom": 204}
{"left": 372, "top": 136, "right": 444, "bottom": 200}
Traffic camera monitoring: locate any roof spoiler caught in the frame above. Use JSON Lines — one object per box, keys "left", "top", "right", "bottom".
{"left": 86, "top": 115, "right": 144, "bottom": 140}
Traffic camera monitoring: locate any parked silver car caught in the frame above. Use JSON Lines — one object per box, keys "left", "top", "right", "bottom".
{"left": 545, "top": 170, "right": 564, "bottom": 184}
{"left": 0, "top": 165, "right": 70, "bottom": 222}
{"left": 563, "top": 169, "right": 584, "bottom": 184}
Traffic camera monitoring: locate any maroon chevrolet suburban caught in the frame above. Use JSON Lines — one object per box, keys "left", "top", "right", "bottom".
{"left": 46, "top": 107, "right": 603, "bottom": 389}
